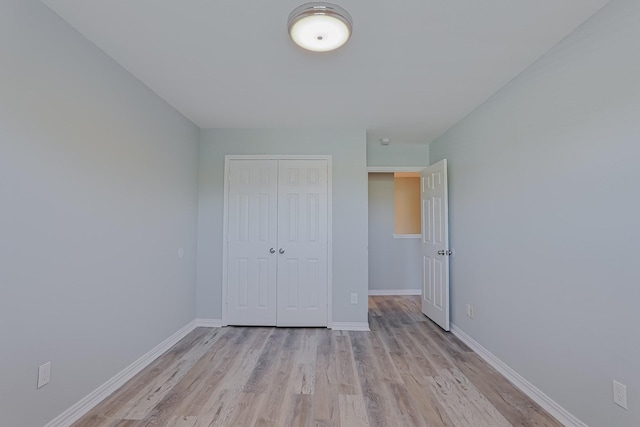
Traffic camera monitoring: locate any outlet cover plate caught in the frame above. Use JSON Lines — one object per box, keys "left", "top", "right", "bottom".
{"left": 37, "top": 362, "right": 51, "bottom": 389}
{"left": 613, "top": 380, "right": 628, "bottom": 409}
{"left": 466, "top": 304, "right": 474, "bottom": 318}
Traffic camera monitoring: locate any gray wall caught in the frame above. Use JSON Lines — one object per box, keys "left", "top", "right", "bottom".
{"left": 0, "top": 1, "right": 200, "bottom": 426}
{"left": 368, "top": 174, "right": 422, "bottom": 292}
{"left": 197, "top": 129, "right": 369, "bottom": 324}
{"left": 429, "top": 0, "right": 639, "bottom": 425}
{"left": 367, "top": 140, "right": 429, "bottom": 167}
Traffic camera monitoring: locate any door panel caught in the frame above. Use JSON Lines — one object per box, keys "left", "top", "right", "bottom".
{"left": 227, "top": 160, "right": 278, "bottom": 326}
{"left": 421, "top": 159, "right": 450, "bottom": 331}
{"left": 276, "top": 160, "right": 328, "bottom": 326}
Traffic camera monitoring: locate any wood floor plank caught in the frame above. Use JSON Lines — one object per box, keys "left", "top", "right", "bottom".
{"left": 334, "top": 334, "right": 360, "bottom": 395}
{"left": 288, "top": 331, "right": 318, "bottom": 395}
{"left": 137, "top": 328, "right": 251, "bottom": 426}
{"left": 198, "top": 328, "right": 272, "bottom": 425}
{"left": 117, "top": 328, "right": 229, "bottom": 420}
{"left": 253, "top": 329, "right": 305, "bottom": 426}
{"left": 217, "top": 392, "right": 265, "bottom": 427}
{"left": 349, "top": 332, "right": 397, "bottom": 427}
{"left": 198, "top": 328, "right": 270, "bottom": 411}
{"left": 71, "top": 328, "right": 226, "bottom": 427}
{"left": 73, "top": 296, "right": 562, "bottom": 427}
{"left": 399, "top": 371, "right": 455, "bottom": 426}
{"left": 456, "top": 353, "right": 560, "bottom": 427}
{"left": 446, "top": 367, "right": 512, "bottom": 426}
{"left": 312, "top": 331, "right": 340, "bottom": 423}
{"left": 383, "top": 381, "right": 430, "bottom": 426}
{"left": 110, "top": 420, "right": 143, "bottom": 427}
{"left": 338, "top": 395, "right": 369, "bottom": 427}
{"left": 284, "top": 394, "right": 314, "bottom": 427}
{"left": 165, "top": 415, "right": 204, "bottom": 427}
{"left": 426, "top": 369, "right": 512, "bottom": 427}
{"left": 242, "top": 328, "right": 289, "bottom": 394}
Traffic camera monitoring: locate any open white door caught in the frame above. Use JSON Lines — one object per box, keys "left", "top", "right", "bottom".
{"left": 421, "top": 159, "right": 450, "bottom": 331}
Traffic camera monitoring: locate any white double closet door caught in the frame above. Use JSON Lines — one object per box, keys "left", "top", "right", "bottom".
{"left": 226, "top": 159, "right": 329, "bottom": 327}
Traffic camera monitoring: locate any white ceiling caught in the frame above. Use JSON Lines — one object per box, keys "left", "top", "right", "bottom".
{"left": 41, "top": 0, "right": 609, "bottom": 144}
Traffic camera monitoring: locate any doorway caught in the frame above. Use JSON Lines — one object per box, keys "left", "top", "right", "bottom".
{"left": 367, "top": 163, "right": 450, "bottom": 331}
{"left": 367, "top": 168, "right": 424, "bottom": 296}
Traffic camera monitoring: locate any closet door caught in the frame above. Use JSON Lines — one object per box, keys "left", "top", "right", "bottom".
{"left": 227, "top": 160, "right": 278, "bottom": 326}
{"left": 276, "top": 160, "right": 328, "bottom": 326}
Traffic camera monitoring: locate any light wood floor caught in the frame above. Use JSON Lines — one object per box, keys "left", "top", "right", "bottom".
{"left": 73, "top": 296, "right": 561, "bottom": 427}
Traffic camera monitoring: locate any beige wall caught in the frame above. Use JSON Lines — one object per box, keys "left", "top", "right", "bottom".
{"left": 394, "top": 176, "right": 421, "bottom": 234}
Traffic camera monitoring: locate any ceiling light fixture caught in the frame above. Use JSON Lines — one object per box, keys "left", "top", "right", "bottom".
{"left": 288, "top": 2, "right": 353, "bottom": 52}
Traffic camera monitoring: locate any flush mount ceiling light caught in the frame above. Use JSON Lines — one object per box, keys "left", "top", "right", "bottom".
{"left": 288, "top": 2, "right": 353, "bottom": 52}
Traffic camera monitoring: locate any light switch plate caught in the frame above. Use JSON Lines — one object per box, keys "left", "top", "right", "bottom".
{"left": 37, "top": 362, "right": 51, "bottom": 388}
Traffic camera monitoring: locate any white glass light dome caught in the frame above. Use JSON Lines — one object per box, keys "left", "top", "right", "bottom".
{"left": 288, "top": 3, "right": 353, "bottom": 52}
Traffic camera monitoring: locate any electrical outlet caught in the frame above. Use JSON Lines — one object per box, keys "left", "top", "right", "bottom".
{"left": 177, "top": 247, "right": 184, "bottom": 260}
{"left": 350, "top": 292, "right": 358, "bottom": 304}
{"left": 613, "top": 380, "right": 628, "bottom": 409}
{"left": 466, "top": 304, "right": 474, "bottom": 318}
{"left": 37, "top": 362, "right": 51, "bottom": 389}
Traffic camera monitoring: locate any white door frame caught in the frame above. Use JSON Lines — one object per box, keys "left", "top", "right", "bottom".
{"left": 222, "top": 155, "right": 333, "bottom": 327}
{"left": 366, "top": 167, "right": 425, "bottom": 173}
{"left": 366, "top": 166, "right": 427, "bottom": 294}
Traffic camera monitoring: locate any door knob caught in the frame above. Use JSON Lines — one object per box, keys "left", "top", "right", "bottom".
{"left": 270, "top": 248, "right": 276, "bottom": 254}
{"left": 279, "top": 248, "right": 285, "bottom": 254}
{"left": 437, "top": 250, "right": 452, "bottom": 256}
{"left": 437, "top": 250, "right": 445, "bottom": 255}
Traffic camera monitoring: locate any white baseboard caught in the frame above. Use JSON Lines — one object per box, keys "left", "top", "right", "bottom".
{"left": 45, "top": 320, "right": 197, "bottom": 427}
{"left": 195, "top": 318, "right": 223, "bottom": 328}
{"left": 331, "top": 322, "right": 370, "bottom": 331}
{"left": 451, "top": 325, "right": 588, "bottom": 427}
{"left": 368, "top": 289, "right": 421, "bottom": 296}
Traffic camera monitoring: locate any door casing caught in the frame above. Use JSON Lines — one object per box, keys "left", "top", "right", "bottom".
{"left": 222, "top": 155, "right": 333, "bottom": 327}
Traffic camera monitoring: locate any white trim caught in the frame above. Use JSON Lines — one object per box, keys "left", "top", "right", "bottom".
{"left": 45, "top": 321, "right": 197, "bottom": 427}
{"left": 227, "top": 154, "right": 334, "bottom": 160}
{"left": 367, "top": 166, "right": 426, "bottom": 173}
{"left": 368, "top": 289, "right": 421, "bottom": 296}
{"left": 330, "top": 322, "right": 370, "bottom": 331}
{"left": 451, "top": 325, "right": 588, "bottom": 427}
{"left": 326, "top": 157, "right": 333, "bottom": 327}
{"left": 195, "top": 318, "right": 223, "bottom": 328}
{"left": 223, "top": 155, "right": 333, "bottom": 327}
{"left": 393, "top": 233, "right": 421, "bottom": 239}
{"left": 222, "top": 156, "right": 230, "bottom": 326}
